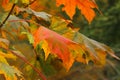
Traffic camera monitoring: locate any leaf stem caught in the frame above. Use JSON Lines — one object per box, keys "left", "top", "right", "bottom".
{"left": 0, "top": 4, "right": 16, "bottom": 28}
{"left": 9, "top": 49, "right": 47, "bottom": 80}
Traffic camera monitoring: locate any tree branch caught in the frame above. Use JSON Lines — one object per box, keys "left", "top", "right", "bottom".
{"left": 0, "top": 4, "right": 16, "bottom": 28}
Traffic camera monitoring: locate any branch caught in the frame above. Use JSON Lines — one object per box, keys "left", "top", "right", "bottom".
{"left": 0, "top": 4, "right": 16, "bottom": 28}
{"left": 9, "top": 49, "right": 47, "bottom": 80}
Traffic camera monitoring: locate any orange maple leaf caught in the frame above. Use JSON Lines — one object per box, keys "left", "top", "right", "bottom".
{"left": 32, "top": 17, "right": 119, "bottom": 71}
{"left": 33, "top": 26, "right": 85, "bottom": 71}
{"left": 56, "top": 0, "right": 98, "bottom": 23}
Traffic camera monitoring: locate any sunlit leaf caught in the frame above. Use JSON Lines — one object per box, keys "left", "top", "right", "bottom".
{"left": 50, "top": 17, "right": 120, "bottom": 64}
{"left": 33, "top": 26, "right": 84, "bottom": 71}
{"left": 33, "top": 17, "right": 119, "bottom": 71}
{"left": 56, "top": 0, "right": 98, "bottom": 23}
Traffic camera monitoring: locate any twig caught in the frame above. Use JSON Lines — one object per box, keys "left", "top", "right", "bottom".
{"left": 0, "top": 4, "right": 16, "bottom": 28}
{"left": 8, "top": 49, "right": 47, "bottom": 80}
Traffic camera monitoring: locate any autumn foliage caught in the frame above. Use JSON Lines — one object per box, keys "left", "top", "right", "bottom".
{"left": 56, "top": 0, "right": 98, "bottom": 23}
{"left": 0, "top": 0, "right": 119, "bottom": 80}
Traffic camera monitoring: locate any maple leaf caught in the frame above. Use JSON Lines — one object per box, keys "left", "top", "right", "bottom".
{"left": 32, "top": 16, "right": 119, "bottom": 71}
{"left": 72, "top": 32, "right": 120, "bottom": 64}
{"left": 0, "top": 38, "right": 24, "bottom": 80}
{"left": 49, "top": 17, "right": 120, "bottom": 64}
{"left": 33, "top": 26, "right": 85, "bottom": 71}
{"left": 56, "top": 0, "right": 98, "bottom": 23}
